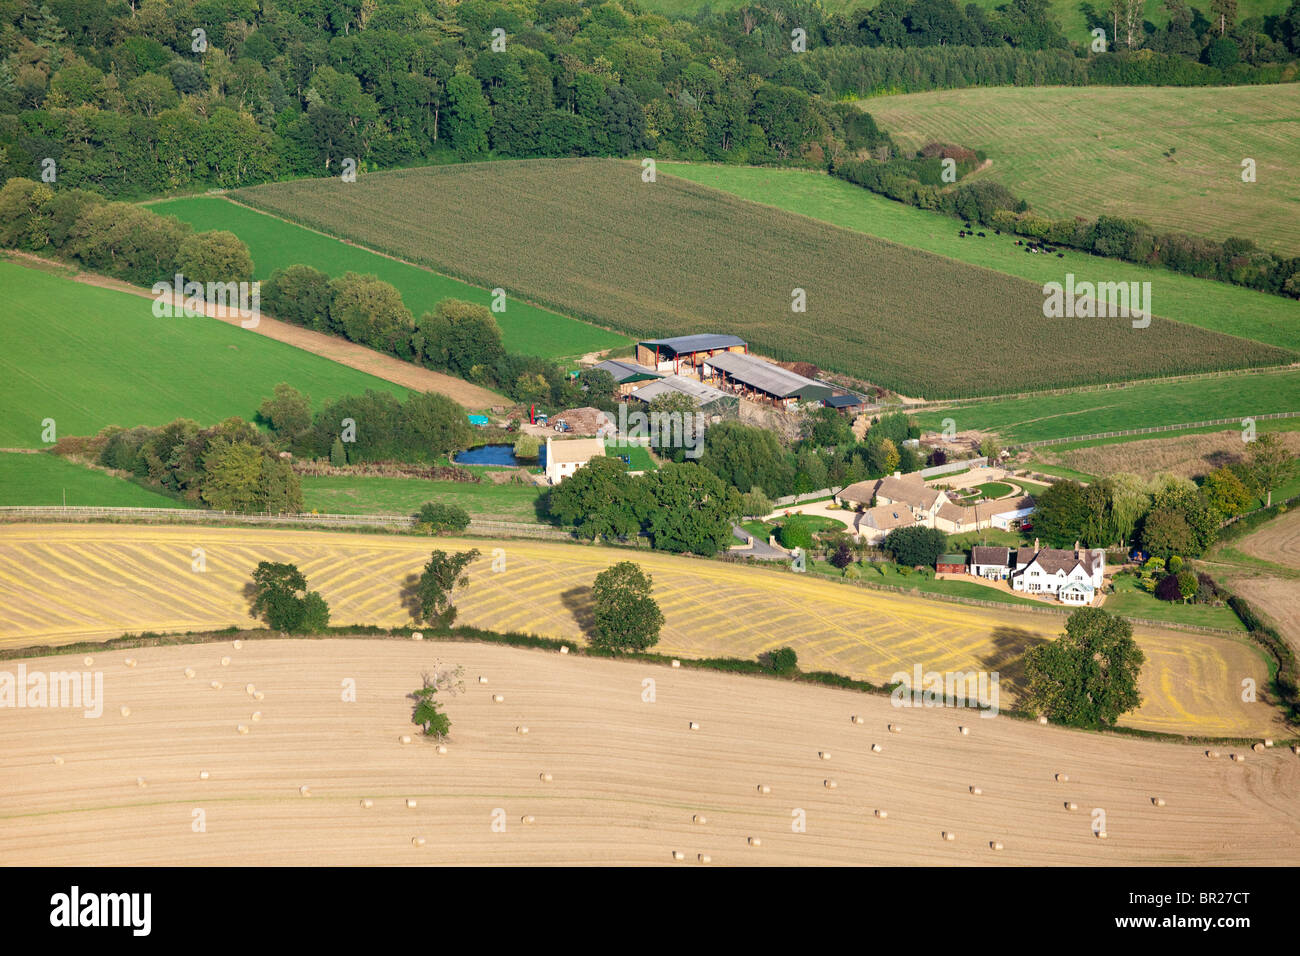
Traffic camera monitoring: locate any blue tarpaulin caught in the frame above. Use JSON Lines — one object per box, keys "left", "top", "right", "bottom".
{"left": 467, "top": 414, "right": 490, "bottom": 426}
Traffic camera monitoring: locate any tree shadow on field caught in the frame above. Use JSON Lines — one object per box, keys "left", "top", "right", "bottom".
{"left": 398, "top": 572, "right": 422, "bottom": 623}
{"left": 559, "top": 586, "right": 595, "bottom": 638}
{"left": 240, "top": 579, "right": 259, "bottom": 618}
{"left": 978, "top": 626, "right": 1050, "bottom": 697}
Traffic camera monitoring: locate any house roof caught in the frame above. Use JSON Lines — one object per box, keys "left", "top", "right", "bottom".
{"left": 972, "top": 546, "right": 1011, "bottom": 566}
{"left": 705, "top": 351, "right": 832, "bottom": 401}
{"left": 876, "top": 475, "right": 943, "bottom": 511}
{"left": 546, "top": 437, "right": 606, "bottom": 465}
{"left": 629, "top": 374, "right": 732, "bottom": 406}
{"left": 837, "top": 480, "right": 878, "bottom": 505}
{"left": 937, "top": 553, "right": 967, "bottom": 565}
{"left": 593, "top": 359, "right": 661, "bottom": 384}
{"left": 638, "top": 334, "right": 746, "bottom": 356}
{"left": 863, "top": 504, "right": 916, "bottom": 531}
{"left": 1017, "top": 547, "right": 1100, "bottom": 577}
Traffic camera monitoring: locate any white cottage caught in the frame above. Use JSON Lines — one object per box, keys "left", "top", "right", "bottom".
{"left": 1011, "top": 540, "right": 1105, "bottom": 605}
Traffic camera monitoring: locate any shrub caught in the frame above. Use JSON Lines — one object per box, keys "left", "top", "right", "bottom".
{"left": 777, "top": 518, "right": 814, "bottom": 552}
{"left": 417, "top": 502, "right": 471, "bottom": 534}
{"left": 1154, "top": 573, "right": 1183, "bottom": 602}
{"left": 763, "top": 646, "right": 799, "bottom": 675}
{"left": 883, "top": 525, "right": 948, "bottom": 567}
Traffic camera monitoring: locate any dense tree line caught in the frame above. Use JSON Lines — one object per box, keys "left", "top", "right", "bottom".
{"left": 94, "top": 415, "right": 302, "bottom": 512}
{"left": 3, "top": 0, "right": 1295, "bottom": 200}
{"left": 832, "top": 153, "right": 1300, "bottom": 298}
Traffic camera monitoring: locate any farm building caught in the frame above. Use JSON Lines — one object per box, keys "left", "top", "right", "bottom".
{"left": 991, "top": 503, "right": 1036, "bottom": 530}
{"left": 701, "top": 351, "right": 833, "bottom": 408}
{"left": 544, "top": 436, "right": 605, "bottom": 485}
{"left": 936, "top": 553, "right": 967, "bottom": 574}
{"left": 971, "top": 546, "right": 1012, "bottom": 580}
{"left": 635, "top": 334, "right": 747, "bottom": 375}
{"left": 935, "top": 496, "right": 1034, "bottom": 535}
{"left": 1011, "top": 541, "right": 1105, "bottom": 605}
{"left": 629, "top": 375, "right": 738, "bottom": 417}
{"left": 591, "top": 359, "right": 662, "bottom": 397}
{"left": 856, "top": 503, "right": 917, "bottom": 545}
{"left": 823, "top": 393, "right": 865, "bottom": 414}
{"left": 835, "top": 480, "right": 878, "bottom": 510}
{"left": 874, "top": 474, "right": 946, "bottom": 523}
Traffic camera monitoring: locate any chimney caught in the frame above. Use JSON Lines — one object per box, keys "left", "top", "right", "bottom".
{"left": 1073, "top": 539, "right": 1080, "bottom": 555}
{"left": 1034, "top": 537, "right": 1040, "bottom": 551}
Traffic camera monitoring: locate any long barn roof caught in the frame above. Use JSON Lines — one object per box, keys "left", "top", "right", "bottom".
{"left": 638, "top": 334, "right": 747, "bottom": 355}
{"left": 706, "top": 351, "right": 830, "bottom": 400}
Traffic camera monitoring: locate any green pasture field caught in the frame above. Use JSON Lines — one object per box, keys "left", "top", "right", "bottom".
{"left": 0, "top": 452, "right": 193, "bottom": 508}
{"left": 0, "top": 260, "right": 408, "bottom": 448}
{"left": 148, "top": 196, "right": 632, "bottom": 362}
{"left": 300, "top": 475, "right": 546, "bottom": 523}
{"left": 231, "top": 159, "right": 1292, "bottom": 398}
{"left": 1104, "top": 573, "right": 1246, "bottom": 631}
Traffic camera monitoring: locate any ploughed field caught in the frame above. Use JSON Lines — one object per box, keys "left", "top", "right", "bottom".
{"left": 2, "top": 638, "right": 1296, "bottom": 865}
{"left": 0, "top": 523, "right": 1283, "bottom": 739}
{"left": 230, "top": 159, "right": 1292, "bottom": 399}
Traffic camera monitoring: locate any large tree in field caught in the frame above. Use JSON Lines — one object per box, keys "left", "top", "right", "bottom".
{"left": 250, "top": 561, "right": 330, "bottom": 633}
{"left": 1022, "top": 608, "right": 1145, "bottom": 729}
{"left": 590, "top": 561, "right": 665, "bottom": 652}
{"left": 413, "top": 549, "right": 480, "bottom": 627}
{"left": 1249, "top": 433, "right": 1294, "bottom": 507}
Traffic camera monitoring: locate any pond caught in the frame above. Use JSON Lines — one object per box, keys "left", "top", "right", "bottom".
{"left": 453, "top": 444, "right": 544, "bottom": 467}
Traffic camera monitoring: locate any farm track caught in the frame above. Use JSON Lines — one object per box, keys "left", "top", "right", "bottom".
{"left": 2, "top": 638, "right": 1296, "bottom": 865}
{"left": 0, "top": 523, "right": 1284, "bottom": 739}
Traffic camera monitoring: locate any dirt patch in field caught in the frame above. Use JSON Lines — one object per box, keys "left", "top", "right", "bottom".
{"left": 1227, "top": 574, "right": 1300, "bottom": 657}
{"left": 9, "top": 252, "right": 506, "bottom": 410}
{"left": 2, "top": 637, "right": 1295, "bottom": 866}
{"left": 1040, "top": 430, "right": 1300, "bottom": 481}
{"left": 1239, "top": 507, "right": 1300, "bottom": 570}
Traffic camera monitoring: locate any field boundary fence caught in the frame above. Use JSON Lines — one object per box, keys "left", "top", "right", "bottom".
{"left": 1010, "top": 411, "right": 1300, "bottom": 450}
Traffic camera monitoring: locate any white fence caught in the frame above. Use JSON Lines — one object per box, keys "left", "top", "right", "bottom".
{"left": 1012, "top": 411, "right": 1300, "bottom": 450}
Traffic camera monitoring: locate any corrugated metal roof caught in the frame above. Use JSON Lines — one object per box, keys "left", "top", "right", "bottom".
{"left": 638, "top": 334, "right": 747, "bottom": 355}
{"left": 593, "top": 359, "right": 661, "bottom": 383}
{"left": 630, "top": 375, "right": 733, "bottom": 405}
{"left": 706, "top": 351, "right": 831, "bottom": 400}
{"left": 824, "top": 394, "right": 863, "bottom": 407}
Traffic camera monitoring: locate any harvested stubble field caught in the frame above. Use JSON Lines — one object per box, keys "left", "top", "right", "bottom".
{"left": 2, "top": 638, "right": 1297, "bottom": 866}
{"left": 1219, "top": 509, "right": 1300, "bottom": 655}
{"left": 868, "top": 85, "right": 1300, "bottom": 256}
{"left": 0, "top": 524, "right": 1283, "bottom": 738}
{"left": 230, "top": 160, "right": 1292, "bottom": 399}
{"left": 1038, "top": 428, "right": 1300, "bottom": 481}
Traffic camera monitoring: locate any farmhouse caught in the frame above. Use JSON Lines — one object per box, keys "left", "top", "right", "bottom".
{"left": 635, "top": 334, "right": 747, "bottom": 375}
{"left": 874, "top": 474, "right": 946, "bottom": 524}
{"left": 592, "top": 359, "right": 662, "bottom": 396}
{"left": 854, "top": 504, "right": 917, "bottom": 545}
{"left": 701, "top": 351, "right": 833, "bottom": 408}
{"left": 971, "top": 546, "right": 1012, "bottom": 580}
{"left": 544, "top": 437, "right": 605, "bottom": 485}
{"left": 1011, "top": 541, "right": 1105, "bottom": 605}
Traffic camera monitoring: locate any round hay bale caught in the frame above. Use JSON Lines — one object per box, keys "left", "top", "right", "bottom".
{"left": 692, "top": 814, "right": 707, "bottom": 825}
{"left": 1055, "top": 773, "right": 1069, "bottom": 783}
{"left": 1152, "top": 797, "right": 1165, "bottom": 807}
{"left": 412, "top": 837, "right": 426, "bottom": 847}
{"left": 435, "top": 745, "right": 447, "bottom": 754}
{"left": 251, "top": 711, "right": 262, "bottom": 722}
{"left": 136, "top": 777, "right": 146, "bottom": 788}
{"left": 236, "top": 724, "right": 249, "bottom": 735}
{"left": 990, "top": 841, "right": 1004, "bottom": 851}
{"left": 199, "top": 771, "right": 210, "bottom": 780}
{"left": 851, "top": 715, "right": 864, "bottom": 725}
{"left": 521, "top": 815, "right": 536, "bottom": 825}
{"left": 1037, "top": 716, "right": 1048, "bottom": 725}
{"left": 539, "top": 772, "right": 553, "bottom": 783}
{"left": 1206, "top": 750, "right": 1219, "bottom": 759}
{"left": 83, "top": 656, "right": 93, "bottom": 667}
{"left": 245, "top": 683, "right": 256, "bottom": 696}
{"left": 874, "top": 809, "right": 888, "bottom": 819}
{"left": 477, "top": 676, "right": 488, "bottom": 684}
{"left": 942, "top": 831, "right": 955, "bottom": 841}
{"left": 1293, "top": 745, "right": 1299, "bottom": 756}
{"left": 819, "top": 750, "right": 831, "bottom": 760}
{"left": 756, "top": 784, "right": 771, "bottom": 794}
{"left": 399, "top": 734, "right": 412, "bottom": 745}
{"left": 748, "top": 836, "right": 762, "bottom": 847}
{"left": 1264, "top": 739, "right": 1273, "bottom": 747}
{"left": 220, "top": 656, "right": 231, "bottom": 667}
{"left": 124, "top": 658, "right": 136, "bottom": 668}
{"left": 1096, "top": 830, "right": 1108, "bottom": 840}
{"left": 559, "top": 646, "right": 569, "bottom": 655}
{"left": 406, "top": 799, "right": 418, "bottom": 809}
{"left": 1252, "top": 743, "right": 1265, "bottom": 753}
{"left": 871, "top": 743, "right": 883, "bottom": 753}
{"left": 210, "top": 680, "right": 223, "bottom": 690}
{"left": 298, "top": 785, "right": 311, "bottom": 797}
{"left": 824, "top": 779, "right": 838, "bottom": 790}
{"left": 887, "top": 723, "right": 901, "bottom": 733}
{"left": 958, "top": 725, "right": 969, "bottom": 736}
{"left": 697, "top": 853, "right": 711, "bottom": 864}
{"left": 1231, "top": 753, "right": 1245, "bottom": 762}
{"left": 688, "top": 721, "right": 700, "bottom": 731}
{"left": 184, "top": 668, "right": 196, "bottom": 679}
{"left": 1065, "top": 802, "right": 1078, "bottom": 811}
{"left": 671, "top": 660, "right": 680, "bottom": 668}
{"left": 119, "top": 705, "right": 131, "bottom": 718}
{"left": 969, "top": 786, "right": 982, "bottom": 796}
{"left": 492, "top": 694, "right": 504, "bottom": 703}
{"left": 672, "top": 851, "right": 685, "bottom": 861}
{"left": 360, "top": 799, "right": 374, "bottom": 809}
{"left": 52, "top": 755, "right": 64, "bottom": 766}
{"left": 516, "top": 726, "right": 529, "bottom": 735}
{"left": 232, "top": 640, "right": 242, "bottom": 650}
{"left": 412, "top": 632, "right": 423, "bottom": 641}
{"left": 253, "top": 691, "right": 264, "bottom": 701}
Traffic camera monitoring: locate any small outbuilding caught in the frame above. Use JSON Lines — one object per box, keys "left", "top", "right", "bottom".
{"left": 936, "top": 553, "right": 967, "bottom": 574}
